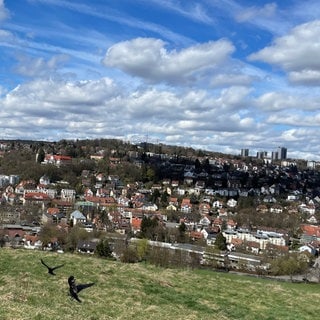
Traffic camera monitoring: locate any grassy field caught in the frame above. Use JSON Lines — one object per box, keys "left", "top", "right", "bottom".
{"left": 0, "top": 248, "right": 319, "bottom": 320}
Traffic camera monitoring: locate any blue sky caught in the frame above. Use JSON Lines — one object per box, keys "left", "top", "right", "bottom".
{"left": 1, "top": 0, "right": 320, "bottom": 160}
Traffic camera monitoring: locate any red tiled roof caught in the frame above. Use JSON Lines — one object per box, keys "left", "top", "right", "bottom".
{"left": 131, "top": 217, "right": 142, "bottom": 230}
{"left": 301, "top": 224, "right": 320, "bottom": 237}
{"left": 47, "top": 207, "right": 60, "bottom": 215}
{"left": 190, "top": 231, "right": 203, "bottom": 239}
{"left": 24, "top": 192, "right": 50, "bottom": 200}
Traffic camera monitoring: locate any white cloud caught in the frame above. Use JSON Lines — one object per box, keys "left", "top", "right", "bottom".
{"left": 13, "top": 54, "right": 70, "bottom": 77}
{"left": 102, "top": 37, "right": 235, "bottom": 84}
{"left": 255, "top": 91, "right": 320, "bottom": 111}
{"left": 0, "top": 77, "right": 259, "bottom": 148}
{"left": 0, "top": 0, "right": 10, "bottom": 22}
{"left": 210, "top": 73, "right": 254, "bottom": 87}
{"left": 236, "top": 3, "right": 277, "bottom": 22}
{"left": 249, "top": 20, "right": 320, "bottom": 85}
{"left": 0, "top": 28, "right": 12, "bottom": 39}
{"left": 267, "top": 113, "right": 320, "bottom": 127}
{"left": 143, "top": 0, "right": 214, "bottom": 25}
{"left": 289, "top": 70, "right": 320, "bottom": 85}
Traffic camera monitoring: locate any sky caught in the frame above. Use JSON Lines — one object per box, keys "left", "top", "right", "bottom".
{"left": 1, "top": 0, "right": 320, "bottom": 160}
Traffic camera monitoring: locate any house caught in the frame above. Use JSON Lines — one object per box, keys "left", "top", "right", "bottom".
{"left": 39, "top": 175, "right": 50, "bottom": 186}
{"left": 45, "top": 207, "right": 66, "bottom": 224}
{"left": 141, "top": 202, "right": 158, "bottom": 211}
{"left": 195, "top": 180, "right": 205, "bottom": 189}
{"left": 90, "top": 154, "right": 104, "bottom": 161}
{"left": 42, "top": 212, "right": 53, "bottom": 224}
{"left": 77, "top": 239, "right": 98, "bottom": 254}
{"left": 226, "top": 219, "right": 237, "bottom": 230}
{"left": 212, "top": 200, "right": 224, "bottom": 209}
{"left": 263, "top": 195, "right": 277, "bottom": 203}
{"left": 70, "top": 210, "right": 86, "bottom": 225}
{"left": 300, "top": 224, "right": 320, "bottom": 243}
{"left": 15, "top": 180, "right": 36, "bottom": 195}
{"left": 199, "top": 202, "right": 210, "bottom": 215}
{"left": 43, "top": 154, "right": 72, "bottom": 166}
{"left": 199, "top": 215, "right": 211, "bottom": 227}
{"left": 270, "top": 204, "right": 283, "bottom": 213}
{"left": 298, "top": 244, "right": 317, "bottom": 255}
{"left": 169, "top": 197, "right": 179, "bottom": 206}
{"left": 84, "top": 188, "right": 94, "bottom": 197}
{"left": 227, "top": 198, "right": 237, "bottom": 208}
{"left": 22, "top": 191, "right": 51, "bottom": 206}
{"left": 298, "top": 203, "right": 315, "bottom": 215}
{"left": 171, "top": 180, "right": 179, "bottom": 188}
{"left": 180, "top": 198, "right": 192, "bottom": 213}
{"left": 23, "top": 234, "right": 42, "bottom": 250}
{"left": 166, "top": 204, "right": 177, "bottom": 211}
{"left": 117, "top": 196, "right": 130, "bottom": 207}
{"left": 131, "top": 217, "right": 142, "bottom": 234}
{"left": 256, "top": 204, "right": 268, "bottom": 213}
{"left": 307, "top": 215, "right": 318, "bottom": 224}
{"left": 60, "top": 189, "right": 76, "bottom": 202}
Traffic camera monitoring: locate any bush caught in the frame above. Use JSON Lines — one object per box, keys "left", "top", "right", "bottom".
{"left": 96, "top": 239, "right": 112, "bottom": 258}
{"left": 120, "top": 246, "right": 139, "bottom": 263}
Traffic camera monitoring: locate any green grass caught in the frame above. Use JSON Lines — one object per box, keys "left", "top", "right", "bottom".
{"left": 0, "top": 248, "right": 319, "bottom": 320}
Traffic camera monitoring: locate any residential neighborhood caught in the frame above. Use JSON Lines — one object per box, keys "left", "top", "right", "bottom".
{"left": 1, "top": 139, "right": 320, "bottom": 277}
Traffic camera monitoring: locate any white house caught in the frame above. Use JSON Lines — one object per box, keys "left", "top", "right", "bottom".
{"left": 227, "top": 198, "right": 237, "bottom": 208}
{"left": 70, "top": 210, "right": 86, "bottom": 225}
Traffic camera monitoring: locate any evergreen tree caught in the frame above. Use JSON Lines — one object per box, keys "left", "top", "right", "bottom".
{"left": 96, "top": 239, "right": 112, "bottom": 258}
{"left": 36, "top": 147, "right": 45, "bottom": 163}
{"left": 214, "top": 232, "right": 227, "bottom": 251}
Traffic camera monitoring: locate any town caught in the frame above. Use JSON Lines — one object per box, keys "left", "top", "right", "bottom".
{"left": 1, "top": 139, "right": 320, "bottom": 280}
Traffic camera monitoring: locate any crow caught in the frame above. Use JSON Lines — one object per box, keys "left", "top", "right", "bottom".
{"left": 68, "top": 275, "right": 95, "bottom": 303}
{"left": 40, "top": 258, "right": 64, "bottom": 275}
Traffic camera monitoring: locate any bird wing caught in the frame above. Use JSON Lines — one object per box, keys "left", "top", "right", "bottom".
{"left": 52, "top": 264, "right": 64, "bottom": 271}
{"left": 76, "top": 282, "right": 95, "bottom": 293}
{"left": 69, "top": 286, "right": 82, "bottom": 303}
{"left": 40, "top": 259, "right": 50, "bottom": 269}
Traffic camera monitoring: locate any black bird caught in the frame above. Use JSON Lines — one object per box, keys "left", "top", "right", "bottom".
{"left": 40, "top": 258, "right": 64, "bottom": 275}
{"left": 68, "top": 275, "right": 95, "bottom": 303}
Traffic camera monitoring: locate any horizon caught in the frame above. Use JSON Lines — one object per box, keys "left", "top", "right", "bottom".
{"left": 1, "top": 1, "right": 320, "bottom": 161}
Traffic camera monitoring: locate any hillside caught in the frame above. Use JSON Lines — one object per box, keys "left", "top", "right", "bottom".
{"left": 0, "top": 249, "right": 319, "bottom": 320}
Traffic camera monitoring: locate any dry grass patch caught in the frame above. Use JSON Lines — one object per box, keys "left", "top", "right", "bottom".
{"left": 1, "top": 249, "right": 320, "bottom": 320}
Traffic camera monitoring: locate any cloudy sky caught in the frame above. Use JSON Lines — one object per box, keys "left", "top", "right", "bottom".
{"left": 1, "top": 0, "right": 320, "bottom": 160}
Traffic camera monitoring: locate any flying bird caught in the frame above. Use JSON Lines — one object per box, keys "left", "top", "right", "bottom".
{"left": 40, "top": 258, "right": 64, "bottom": 275}
{"left": 68, "top": 275, "right": 95, "bottom": 303}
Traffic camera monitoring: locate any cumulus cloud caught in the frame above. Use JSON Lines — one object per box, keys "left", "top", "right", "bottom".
{"left": 254, "top": 91, "right": 320, "bottom": 111}
{"left": 249, "top": 20, "right": 320, "bottom": 85}
{"left": 0, "top": 77, "right": 260, "bottom": 146}
{"left": 210, "top": 73, "right": 255, "bottom": 87}
{"left": 102, "top": 37, "right": 235, "bottom": 85}
{"left": 13, "top": 54, "right": 70, "bottom": 77}
{"left": 267, "top": 112, "right": 320, "bottom": 127}
{"left": 0, "top": 0, "right": 10, "bottom": 22}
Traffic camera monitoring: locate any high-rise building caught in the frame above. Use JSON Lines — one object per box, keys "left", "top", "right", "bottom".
{"left": 277, "top": 147, "right": 287, "bottom": 160}
{"left": 271, "top": 147, "right": 287, "bottom": 161}
{"left": 241, "top": 148, "right": 249, "bottom": 157}
{"left": 257, "top": 151, "right": 268, "bottom": 159}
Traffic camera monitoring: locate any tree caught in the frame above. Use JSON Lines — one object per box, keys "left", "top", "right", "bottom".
{"left": 136, "top": 238, "right": 149, "bottom": 261}
{"left": 177, "top": 222, "right": 187, "bottom": 243}
{"left": 96, "top": 239, "right": 112, "bottom": 258}
{"left": 64, "top": 225, "right": 90, "bottom": 252}
{"left": 36, "top": 147, "right": 45, "bottom": 163}
{"left": 270, "top": 252, "right": 311, "bottom": 282}
{"left": 140, "top": 216, "right": 159, "bottom": 240}
{"left": 38, "top": 223, "right": 59, "bottom": 248}
{"left": 214, "top": 232, "right": 227, "bottom": 251}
